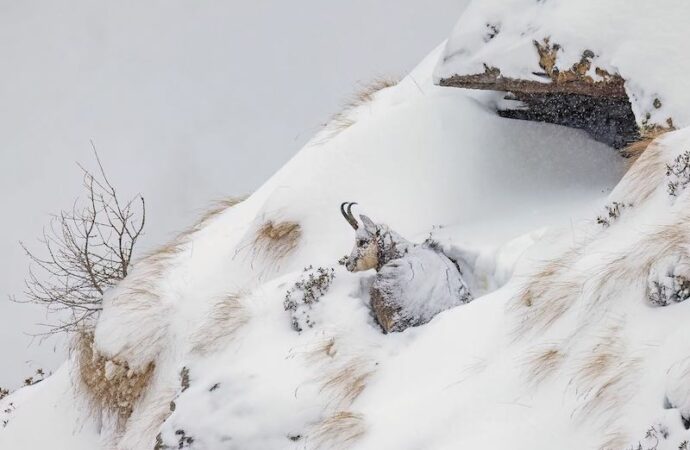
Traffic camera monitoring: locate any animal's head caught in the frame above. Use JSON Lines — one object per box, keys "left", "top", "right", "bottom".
{"left": 341, "top": 202, "right": 380, "bottom": 272}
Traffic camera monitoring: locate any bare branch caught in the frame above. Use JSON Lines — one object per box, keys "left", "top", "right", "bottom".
{"left": 15, "top": 146, "right": 146, "bottom": 334}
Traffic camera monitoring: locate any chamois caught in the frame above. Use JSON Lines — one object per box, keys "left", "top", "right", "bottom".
{"left": 340, "top": 202, "right": 473, "bottom": 333}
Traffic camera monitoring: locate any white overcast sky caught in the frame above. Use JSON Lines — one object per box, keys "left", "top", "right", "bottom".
{"left": 0, "top": 0, "right": 468, "bottom": 387}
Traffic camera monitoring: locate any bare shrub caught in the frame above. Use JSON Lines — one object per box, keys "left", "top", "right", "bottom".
{"left": 74, "top": 331, "right": 155, "bottom": 428}
{"left": 17, "top": 148, "right": 145, "bottom": 334}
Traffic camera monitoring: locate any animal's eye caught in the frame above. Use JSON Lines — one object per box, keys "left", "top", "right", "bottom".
{"left": 357, "top": 239, "right": 366, "bottom": 247}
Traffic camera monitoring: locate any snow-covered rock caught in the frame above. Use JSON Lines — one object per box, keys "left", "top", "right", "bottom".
{"left": 435, "top": 0, "right": 690, "bottom": 130}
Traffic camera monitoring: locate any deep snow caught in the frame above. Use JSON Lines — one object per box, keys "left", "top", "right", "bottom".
{"left": 4, "top": 2, "right": 690, "bottom": 450}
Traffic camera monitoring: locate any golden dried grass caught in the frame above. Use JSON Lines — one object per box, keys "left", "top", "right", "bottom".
{"left": 253, "top": 220, "right": 302, "bottom": 260}
{"left": 193, "top": 196, "right": 247, "bottom": 230}
{"left": 320, "top": 357, "right": 373, "bottom": 408}
{"left": 534, "top": 38, "right": 560, "bottom": 78}
{"left": 74, "top": 331, "right": 155, "bottom": 428}
{"left": 597, "top": 431, "right": 629, "bottom": 450}
{"left": 571, "top": 322, "right": 641, "bottom": 428}
{"left": 511, "top": 248, "right": 584, "bottom": 338}
{"left": 524, "top": 344, "right": 565, "bottom": 385}
{"left": 191, "top": 293, "right": 249, "bottom": 355}
{"left": 306, "top": 337, "right": 338, "bottom": 362}
{"left": 621, "top": 127, "right": 671, "bottom": 166}
{"left": 320, "top": 77, "right": 399, "bottom": 142}
{"left": 310, "top": 411, "right": 366, "bottom": 450}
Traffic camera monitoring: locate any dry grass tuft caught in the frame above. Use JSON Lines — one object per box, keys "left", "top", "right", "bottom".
{"left": 598, "top": 431, "right": 629, "bottom": 450}
{"left": 305, "top": 337, "right": 338, "bottom": 363}
{"left": 534, "top": 38, "right": 560, "bottom": 78}
{"left": 193, "top": 196, "right": 247, "bottom": 230}
{"left": 138, "top": 239, "right": 186, "bottom": 267}
{"left": 74, "top": 331, "right": 155, "bottom": 428}
{"left": 304, "top": 339, "right": 373, "bottom": 448}
{"left": 253, "top": 220, "right": 302, "bottom": 260}
{"left": 137, "top": 195, "right": 246, "bottom": 267}
{"left": 584, "top": 214, "right": 690, "bottom": 313}
{"left": 571, "top": 322, "right": 641, "bottom": 428}
{"left": 621, "top": 127, "right": 671, "bottom": 166}
{"left": 310, "top": 411, "right": 366, "bottom": 449}
{"left": 524, "top": 344, "right": 565, "bottom": 385}
{"left": 320, "top": 77, "right": 399, "bottom": 142}
{"left": 320, "top": 357, "right": 373, "bottom": 408}
{"left": 511, "top": 248, "right": 584, "bottom": 338}
{"left": 615, "top": 130, "right": 671, "bottom": 205}
{"left": 352, "top": 78, "right": 399, "bottom": 104}
{"left": 191, "top": 293, "right": 249, "bottom": 355}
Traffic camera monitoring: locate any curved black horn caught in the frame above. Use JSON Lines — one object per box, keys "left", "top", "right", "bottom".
{"left": 340, "top": 202, "right": 359, "bottom": 230}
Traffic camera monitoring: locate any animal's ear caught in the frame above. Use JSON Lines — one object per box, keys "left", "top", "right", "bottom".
{"left": 359, "top": 214, "right": 377, "bottom": 234}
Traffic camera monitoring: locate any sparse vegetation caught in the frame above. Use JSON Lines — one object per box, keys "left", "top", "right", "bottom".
{"left": 648, "top": 273, "right": 690, "bottom": 307}
{"left": 16, "top": 147, "right": 145, "bottom": 334}
{"left": 0, "top": 367, "right": 46, "bottom": 428}
{"left": 180, "top": 367, "right": 190, "bottom": 392}
{"left": 620, "top": 127, "right": 670, "bottom": 163}
{"left": 667, "top": 150, "right": 690, "bottom": 196}
{"left": 626, "top": 425, "right": 671, "bottom": 450}
{"left": 192, "top": 196, "right": 247, "bottom": 230}
{"left": 310, "top": 410, "right": 366, "bottom": 449}
{"left": 484, "top": 23, "right": 500, "bottom": 42}
{"left": 596, "top": 201, "right": 632, "bottom": 227}
{"left": 318, "top": 77, "right": 398, "bottom": 143}
{"left": 191, "top": 293, "right": 248, "bottom": 355}
{"left": 253, "top": 220, "right": 301, "bottom": 261}
{"left": 174, "top": 429, "right": 194, "bottom": 449}
{"left": 2, "top": 402, "right": 15, "bottom": 428}
{"left": 284, "top": 266, "right": 335, "bottom": 332}
{"left": 23, "top": 368, "right": 46, "bottom": 387}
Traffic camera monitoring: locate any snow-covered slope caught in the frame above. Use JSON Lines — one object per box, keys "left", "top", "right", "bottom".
{"left": 3, "top": 3, "right": 690, "bottom": 450}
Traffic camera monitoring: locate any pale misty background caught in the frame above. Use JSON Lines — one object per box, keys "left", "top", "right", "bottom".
{"left": 0, "top": 0, "right": 467, "bottom": 388}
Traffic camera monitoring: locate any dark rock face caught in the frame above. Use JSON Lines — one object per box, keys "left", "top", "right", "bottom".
{"left": 439, "top": 56, "right": 641, "bottom": 150}
{"left": 498, "top": 91, "right": 639, "bottom": 149}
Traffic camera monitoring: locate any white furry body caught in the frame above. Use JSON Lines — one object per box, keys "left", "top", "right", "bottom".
{"left": 370, "top": 242, "right": 472, "bottom": 332}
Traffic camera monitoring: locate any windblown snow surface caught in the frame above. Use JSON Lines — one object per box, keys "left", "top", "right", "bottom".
{"left": 3, "top": 2, "right": 690, "bottom": 450}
